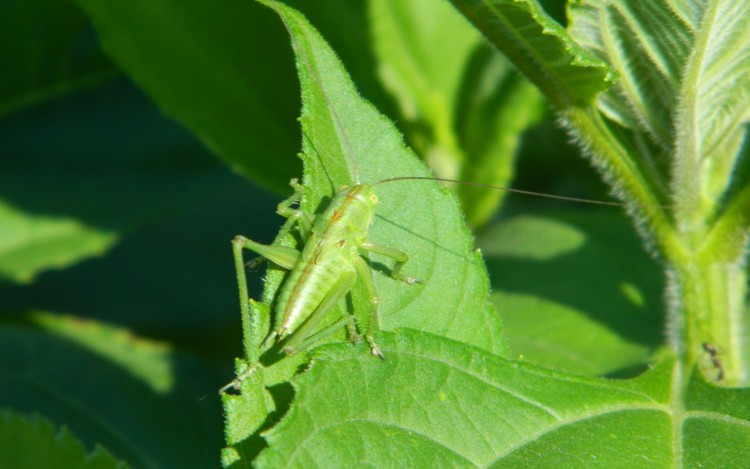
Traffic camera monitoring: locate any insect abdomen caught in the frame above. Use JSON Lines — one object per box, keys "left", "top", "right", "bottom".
{"left": 276, "top": 252, "right": 350, "bottom": 336}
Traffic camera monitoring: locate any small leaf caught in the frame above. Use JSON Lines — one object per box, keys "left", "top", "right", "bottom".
{"left": 449, "top": 0, "right": 615, "bottom": 107}
{"left": 0, "top": 410, "right": 128, "bottom": 469}
{"left": 0, "top": 199, "right": 115, "bottom": 284}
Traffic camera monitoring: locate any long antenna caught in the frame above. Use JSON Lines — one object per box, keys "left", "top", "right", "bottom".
{"left": 269, "top": 1, "right": 672, "bottom": 211}
{"left": 269, "top": 0, "right": 361, "bottom": 183}
{"left": 376, "top": 176, "right": 673, "bottom": 209}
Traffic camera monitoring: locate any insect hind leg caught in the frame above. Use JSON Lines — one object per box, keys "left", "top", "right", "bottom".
{"left": 352, "top": 255, "right": 386, "bottom": 360}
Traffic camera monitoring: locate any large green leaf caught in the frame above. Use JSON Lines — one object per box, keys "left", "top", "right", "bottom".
{"left": 258, "top": 330, "right": 750, "bottom": 467}
{"left": 72, "top": 0, "right": 303, "bottom": 193}
{"left": 285, "top": 0, "right": 501, "bottom": 349}
{"left": 249, "top": 0, "right": 504, "bottom": 355}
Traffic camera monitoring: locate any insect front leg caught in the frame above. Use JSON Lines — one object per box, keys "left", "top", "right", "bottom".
{"left": 276, "top": 178, "right": 313, "bottom": 237}
{"left": 245, "top": 178, "right": 312, "bottom": 269}
{"left": 359, "top": 241, "right": 423, "bottom": 285}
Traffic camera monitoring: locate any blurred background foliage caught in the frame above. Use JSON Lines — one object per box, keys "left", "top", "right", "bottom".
{"left": 0, "top": 0, "right": 662, "bottom": 466}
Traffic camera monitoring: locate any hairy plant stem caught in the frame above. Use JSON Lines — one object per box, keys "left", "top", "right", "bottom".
{"left": 566, "top": 106, "right": 747, "bottom": 386}
{"left": 563, "top": 107, "right": 680, "bottom": 258}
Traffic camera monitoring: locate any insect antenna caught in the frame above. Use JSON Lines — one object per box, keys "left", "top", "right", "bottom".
{"left": 270, "top": 1, "right": 674, "bottom": 212}
{"left": 269, "top": 0, "right": 361, "bottom": 184}
{"left": 375, "top": 176, "right": 675, "bottom": 209}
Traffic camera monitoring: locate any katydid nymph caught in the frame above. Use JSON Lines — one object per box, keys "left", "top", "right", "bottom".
{"left": 234, "top": 178, "right": 421, "bottom": 359}
{"left": 221, "top": 1, "right": 654, "bottom": 394}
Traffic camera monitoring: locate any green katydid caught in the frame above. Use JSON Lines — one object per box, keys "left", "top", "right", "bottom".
{"left": 221, "top": 0, "right": 668, "bottom": 394}
{"left": 234, "top": 178, "right": 421, "bottom": 360}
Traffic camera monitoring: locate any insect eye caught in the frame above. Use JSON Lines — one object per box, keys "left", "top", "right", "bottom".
{"left": 369, "top": 194, "right": 378, "bottom": 203}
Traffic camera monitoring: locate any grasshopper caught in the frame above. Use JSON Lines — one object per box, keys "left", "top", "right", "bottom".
{"left": 234, "top": 178, "right": 421, "bottom": 359}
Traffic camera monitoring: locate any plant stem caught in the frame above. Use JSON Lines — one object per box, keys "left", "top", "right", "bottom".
{"left": 566, "top": 106, "right": 748, "bottom": 386}
{"left": 563, "top": 106, "right": 681, "bottom": 258}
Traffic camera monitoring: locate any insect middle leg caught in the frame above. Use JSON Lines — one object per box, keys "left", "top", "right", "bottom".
{"left": 360, "top": 241, "right": 422, "bottom": 285}
{"left": 350, "top": 241, "right": 423, "bottom": 359}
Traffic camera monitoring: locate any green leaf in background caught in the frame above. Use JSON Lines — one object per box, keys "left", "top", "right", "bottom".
{"left": 0, "top": 81, "right": 238, "bottom": 285}
{"left": 448, "top": 0, "right": 615, "bottom": 108}
{"left": 480, "top": 211, "right": 663, "bottom": 376}
{"left": 370, "top": 0, "right": 480, "bottom": 178}
{"left": 454, "top": 48, "right": 544, "bottom": 227}
{"left": 0, "top": 0, "right": 116, "bottom": 117}
{"left": 71, "top": 0, "right": 303, "bottom": 193}
{"left": 257, "top": 330, "right": 750, "bottom": 467}
{"left": 0, "top": 409, "right": 127, "bottom": 469}
{"left": 369, "top": 0, "right": 545, "bottom": 227}
{"left": 0, "top": 313, "right": 224, "bottom": 468}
